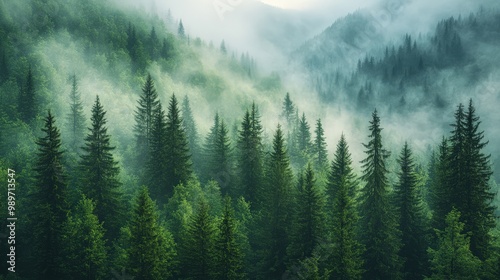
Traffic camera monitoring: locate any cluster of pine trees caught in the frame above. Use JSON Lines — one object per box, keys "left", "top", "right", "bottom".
{"left": 1, "top": 70, "right": 498, "bottom": 279}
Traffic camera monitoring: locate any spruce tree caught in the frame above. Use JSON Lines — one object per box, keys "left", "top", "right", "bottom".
{"left": 448, "top": 100, "right": 495, "bottom": 260}
{"left": 182, "top": 95, "right": 200, "bottom": 172}
{"left": 287, "top": 164, "right": 326, "bottom": 263}
{"left": 237, "top": 103, "right": 264, "bottom": 206}
{"left": 79, "top": 96, "right": 123, "bottom": 240}
{"left": 258, "top": 124, "right": 295, "bottom": 279}
{"left": 281, "top": 92, "right": 295, "bottom": 128}
{"left": 179, "top": 200, "right": 216, "bottom": 280}
{"left": 427, "top": 209, "right": 481, "bottom": 280}
{"left": 297, "top": 113, "right": 312, "bottom": 154}
{"left": 429, "top": 138, "right": 451, "bottom": 232}
{"left": 18, "top": 65, "right": 36, "bottom": 123}
{"left": 313, "top": 119, "right": 328, "bottom": 169}
{"left": 127, "top": 186, "right": 176, "bottom": 279}
{"left": 204, "top": 113, "right": 220, "bottom": 183}
{"left": 60, "top": 197, "right": 107, "bottom": 279}
{"left": 32, "top": 110, "right": 69, "bottom": 279}
{"left": 359, "top": 110, "right": 402, "bottom": 280}
{"left": 178, "top": 19, "right": 185, "bottom": 38}
{"left": 134, "top": 73, "right": 160, "bottom": 172}
{"left": 66, "top": 74, "right": 86, "bottom": 152}
{"left": 214, "top": 196, "right": 245, "bottom": 280}
{"left": 165, "top": 94, "right": 192, "bottom": 198}
{"left": 212, "top": 120, "right": 234, "bottom": 195}
{"left": 394, "top": 142, "right": 428, "bottom": 280}
{"left": 328, "top": 134, "right": 364, "bottom": 280}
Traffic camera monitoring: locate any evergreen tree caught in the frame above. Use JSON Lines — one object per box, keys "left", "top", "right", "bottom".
{"left": 127, "top": 186, "right": 176, "bottom": 279}
{"left": 164, "top": 94, "right": 192, "bottom": 198}
{"left": 148, "top": 27, "right": 160, "bottom": 60}
{"left": 258, "top": 124, "right": 295, "bottom": 279}
{"left": 179, "top": 200, "right": 216, "bottom": 280}
{"left": 359, "top": 110, "right": 402, "bottom": 280}
{"left": 287, "top": 164, "right": 326, "bottom": 263}
{"left": 178, "top": 19, "right": 185, "bottom": 38}
{"left": 220, "top": 40, "right": 227, "bottom": 54}
{"left": 32, "top": 110, "right": 69, "bottom": 279}
{"left": 79, "top": 96, "right": 123, "bottom": 240}
{"left": 328, "top": 134, "right": 364, "bottom": 280}
{"left": 203, "top": 113, "right": 220, "bottom": 182}
{"left": 394, "top": 142, "right": 429, "bottom": 280}
{"left": 427, "top": 209, "right": 481, "bottom": 280}
{"left": 146, "top": 103, "right": 168, "bottom": 203}
{"left": 448, "top": 100, "right": 495, "bottom": 260}
{"left": 66, "top": 74, "right": 86, "bottom": 152}
{"left": 18, "top": 65, "right": 36, "bottom": 123}
{"left": 60, "top": 197, "right": 107, "bottom": 279}
{"left": 212, "top": 120, "right": 234, "bottom": 196}
{"left": 214, "top": 196, "right": 245, "bottom": 280}
{"left": 236, "top": 103, "right": 264, "bottom": 206}
{"left": 134, "top": 73, "right": 160, "bottom": 171}
{"left": 281, "top": 92, "right": 295, "bottom": 128}
{"left": 313, "top": 118, "right": 328, "bottom": 169}
{"left": 429, "top": 138, "right": 451, "bottom": 232}
{"left": 297, "top": 113, "right": 312, "bottom": 154}
{"left": 182, "top": 95, "right": 200, "bottom": 172}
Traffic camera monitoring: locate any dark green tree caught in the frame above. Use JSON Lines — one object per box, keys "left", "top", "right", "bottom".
{"left": 127, "top": 186, "right": 176, "bottom": 279}
{"left": 32, "top": 110, "right": 69, "bottom": 279}
{"left": 178, "top": 19, "right": 185, "bottom": 38}
{"left": 60, "top": 197, "right": 107, "bottom": 280}
{"left": 448, "top": 100, "right": 495, "bottom": 260}
{"left": 182, "top": 95, "right": 200, "bottom": 172}
{"left": 297, "top": 113, "right": 312, "bottom": 154}
{"left": 394, "top": 142, "right": 429, "bottom": 280}
{"left": 429, "top": 138, "right": 451, "bottom": 232}
{"left": 203, "top": 113, "right": 220, "bottom": 182}
{"left": 179, "top": 200, "right": 216, "bottom": 280}
{"left": 146, "top": 103, "right": 168, "bottom": 203}
{"left": 214, "top": 196, "right": 245, "bottom": 280}
{"left": 281, "top": 92, "right": 295, "bottom": 128}
{"left": 79, "top": 96, "right": 123, "bottom": 240}
{"left": 359, "top": 110, "right": 402, "bottom": 280}
{"left": 211, "top": 119, "right": 234, "bottom": 196}
{"left": 257, "top": 124, "right": 295, "bottom": 279}
{"left": 236, "top": 103, "right": 264, "bottom": 206}
{"left": 164, "top": 94, "right": 192, "bottom": 198}
{"left": 287, "top": 164, "right": 326, "bottom": 263}
{"left": 66, "top": 74, "right": 86, "bottom": 152}
{"left": 313, "top": 118, "right": 328, "bottom": 169}
{"left": 18, "top": 65, "right": 36, "bottom": 123}
{"left": 148, "top": 27, "right": 160, "bottom": 60}
{"left": 328, "top": 134, "right": 364, "bottom": 280}
{"left": 427, "top": 209, "right": 481, "bottom": 280}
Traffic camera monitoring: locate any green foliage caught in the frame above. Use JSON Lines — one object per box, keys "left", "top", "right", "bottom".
{"left": 313, "top": 119, "right": 328, "bottom": 169}
{"left": 126, "top": 186, "right": 176, "bottom": 279}
{"left": 359, "top": 110, "right": 402, "bottom": 280}
{"left": 427, "top": 209, "right": 481, "bottom": 280}
{"left": 18, "top": 66, "right": 36, "bottom": 124}
{"left": 65, "top": 74, "right": 85, "bottom": 152}
{"left": 182, "top": 95, "right": 201, "bottom": 173}
{"left": 60, "top": 197, "right": 107, "bottom": 279}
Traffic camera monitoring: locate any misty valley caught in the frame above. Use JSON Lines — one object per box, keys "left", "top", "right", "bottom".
{"left": 0, "top": 0, "right": 500, "bottom": 279}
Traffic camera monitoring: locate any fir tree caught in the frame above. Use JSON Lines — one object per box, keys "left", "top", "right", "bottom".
{"left": 359, "top": 110, "right": 402, "bottom": 280}
{"left": 182, "top": 95, "right": 200, "bottom": 172}
{"left": 127, "top": 186, "right": 176, "bottom": 279}
{"left": 297, "top": 113, "right": 312, "bottom": 154}
{"left": 313, "top": 118, "right": 328, "bottom": 169}
{"left": 79, "top": 96, "right": 123, "bottom": 240}
{"left": 427, "top": 209, "right": 481, "bottom": 280}
{"left": 328, "top": 134, "right": 364, "bottom": 280}
{"left": 18, "top": 65, "right": 36, "bottom": 123}
{"left": 212, "top": 120, "right": 234, "bottom": 196}
{"left": 179, "top": 200, "right": 216, "bottom": 280}
{"left": 394, "top": 142, "right": 429, "bottom": 280}
{"left": 60, "top": 197, "right": 107, "bottom": 279}
{"left": 258, "top": 124, "right": 295, "bottom": 279}
{"left": 281, "top": 92, "right": 295, "bottom": 128}
{"left": 134, "top": 73, "right": 160, "bottom": 172}
{"left": 214, "top": 196, "right": 245, "bottom": 280}
{"left": 287, "top": 164, "right": 326, "bottom": 262}
{"left": 237, "top": 103, "right": 264, "bottom": 206}
{"left": 178, "top": 19, "right": 185, "bottom": 38}
{"left": 164, "top": 94, "right": 192, "bottom": 198}
{"left": 66, "top": 74, "right": 86, "bottom": 152}
{"left": 146, "top": 103, "right": 168, "bottom": 203}
{"left": 429, "top": 138, "right": 451, "bottom": 232}
{"left": 32, "top": 110, "right": 69, "bottom": 279}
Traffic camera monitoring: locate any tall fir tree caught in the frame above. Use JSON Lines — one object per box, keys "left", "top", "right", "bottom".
{"left": 448, "top": 100, "right": 495, "bottom": 260}
{"left": 429, "top": 137, "right": 452, "bottom": 233}
{"left": 287, "top": 164, "right": 326, "bottom": 263}
{"left": 257, "top": 124, "right": 295, "bottom": 279}
{"left": 359, "top": 110, "right": 402, "bottom": 280}
{"left": 214, "top": 196, "right": 246, "bottom": 280}
{"left": 427, "top": 209, "right": 481, "bottom": 280}
{"left": 60, "top": 197, "right": 107, "bottom": 280}
{"left": 237, "top": 103, "right": 264, "bottom": 206}
{"left": 178, "top": 19, "right": 185, "bottom": 38}
{"left": 164, "top": 94, "right": 192, "bottom": 199}
{"left": 127, "top": 186, "right": 176, "bottom": 279}
{"left": 297, "top": 113, "right": 312, "bottom": 154}
{"left": 66, "top": 74, "right": 86, "bottom": 152}
{"left": 32, "top": 110, "right": 69, "bottom": 279}
{"left": 211, "top": 119, "right": 234, "bottom": 196}
{"left": 134, "top": 73, "right": 160, "bottom": 172}
{"left": 18, "top": 65, "right": 36, "bottom": 123}
{"left": 182, "top": 95, "right": 200, "bottom": 173}
{"left": 281, "top": 92, "right": 295, "bottom": 128}
{"left": 328, "top": 134, "right": 364, "bottom": 280}
{"left": 394, "top": 142, "right": 429, "bottom": 280}
{"left": 79, "top": 96, "right": 123, "bottom": 240}
{"left": 313, "top": 119, "right": 328, "bottom": 169}
{"left": 179, "top": 200, "right": 216, "bottom": 280}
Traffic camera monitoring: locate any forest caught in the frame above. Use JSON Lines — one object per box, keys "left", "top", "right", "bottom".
{"left": 0, "top": 0, "right": 499, "bottom": 279}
